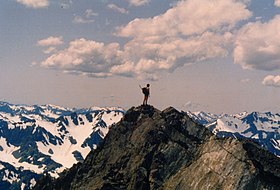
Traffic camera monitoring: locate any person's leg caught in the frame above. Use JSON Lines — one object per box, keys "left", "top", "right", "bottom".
{"left": 143, "top": 96, "right": 148, "bottom": 105}
{"left": 146, "top": 96, "right": 148, "bottom": 105}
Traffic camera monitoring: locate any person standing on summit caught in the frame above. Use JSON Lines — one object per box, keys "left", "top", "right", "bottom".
{"left": 140, "top": 84, "right": 150, "bottom": 105}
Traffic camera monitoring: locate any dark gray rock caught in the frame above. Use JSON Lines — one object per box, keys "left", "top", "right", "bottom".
{"left": 33, "top": 105, "right": 280, "bottom": 190}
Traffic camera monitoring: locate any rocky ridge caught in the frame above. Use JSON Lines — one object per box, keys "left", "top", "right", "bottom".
{"left": 34, "top": 106, "right": 280, "bottom": 190}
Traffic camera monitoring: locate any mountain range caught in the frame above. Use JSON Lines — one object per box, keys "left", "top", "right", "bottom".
{"left": 188, "top": 111, "right": 280, "bottom": 157}
{"left": 0, "top": 101, "right": 280, "bottom": 189}
{"left": 0, "top": 101, "right": 124, "bottom": 190}
{"left": 33, "top": 105, "right": 280, "bottom": 190}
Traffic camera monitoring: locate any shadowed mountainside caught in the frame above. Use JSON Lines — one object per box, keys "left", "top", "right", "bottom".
{"left": 34, "top": 105, "right": 280, "bottom": 190}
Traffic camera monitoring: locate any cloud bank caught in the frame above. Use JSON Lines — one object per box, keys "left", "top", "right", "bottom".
{"left": 234, "top": 15, "right": 280, "bottom": 71}
{"left": 41, "top": 39, "right": 123, "bottom": 78}
{"left": 39, "top": 0, "right": 252, "bottom": 80}
{"left": 119, "top": 0, "right": 251, "bottom": 37}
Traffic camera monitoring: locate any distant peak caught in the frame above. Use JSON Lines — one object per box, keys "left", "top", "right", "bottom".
{"left": 42, "top": 104, "right": 69, "bottom": 109}
{"left": 162, "top": 106, "right": 180, "bottom": 115}
{"left": 0, "top": 101, "right": 9, "bottom": 105}
{"left": 88, "top": 106, "right": 124, "bottom": 111}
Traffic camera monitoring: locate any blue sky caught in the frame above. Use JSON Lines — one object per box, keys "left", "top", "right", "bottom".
{"left": 1, "top": 0, "right": 280, "bottom": 114}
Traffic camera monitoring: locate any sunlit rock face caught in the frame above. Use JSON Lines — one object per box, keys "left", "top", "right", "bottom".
{"left": 34, "top": 105, "right": 280, "bottom": 190}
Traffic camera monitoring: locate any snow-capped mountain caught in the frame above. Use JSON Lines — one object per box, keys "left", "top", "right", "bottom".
{"left": 33, "top": 106, "right": 280, "bottom": 190}
{"left": 0, "top": 101, "right": 125, "bottom": 190}
{"left": 188, "top": 111, "right": 280, "bottom": 157}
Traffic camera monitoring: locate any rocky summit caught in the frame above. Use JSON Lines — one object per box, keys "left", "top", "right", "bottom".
{"left": 34, "top": 105, "right": 280, "bottom": 190}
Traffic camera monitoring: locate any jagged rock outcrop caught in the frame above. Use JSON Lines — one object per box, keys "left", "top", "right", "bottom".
{"left": 34, "top": 106, "right": 280, "bottom": 190}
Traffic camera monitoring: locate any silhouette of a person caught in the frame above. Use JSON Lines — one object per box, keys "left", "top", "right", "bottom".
{"left": 140, "top": 84, "right": 150, "bottom": 105}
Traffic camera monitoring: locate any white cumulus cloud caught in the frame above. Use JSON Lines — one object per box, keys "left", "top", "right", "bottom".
{"left": 41, "top": 38, "right": 123, "bottom": 78}
{"left": 37, "top": 36, "right": 63, "bottom": 47}
{"left": 17, "top": 0, "right": 49, "bottom": 8}
{"left": 113, "top": 0, "right": 250, "bottom": 79}
{"left": 39, "top": 0, "right": 251, "bottom": 80}
{"left": 234, "top": 15, "right": 280, "bottom": 71}
{"left": 118, "top": 0, "right": 251, "bottom": 37}
{"left": 262, "top": 75, "right": 280, "bottom": 87}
